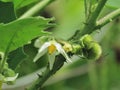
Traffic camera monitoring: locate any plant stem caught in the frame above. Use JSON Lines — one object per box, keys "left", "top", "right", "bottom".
{"left": 84, "top": 0, "right": 88, "bottom": 18}
{"left": 75, "top": 0, "right": 107, "bottom": 39}
{"left": 0, "top": 32, "right": 17, "bottom": 73}
{"left": 19, "top": 0, "right": 55, "bottom": 19}
{"left": 0, "top": 54, "right": 7, "bottom": 73}
{"left": 27, "top": 67, "right": 52, "bottom": 90}
{"left": 96, "top": 8, "right": 120, "bottom": 29}
{"left": 27, "top": 54, "right": 65, "bottom": 90}
{"left": 81, "top": 0, "right": 107, "bottom": 35}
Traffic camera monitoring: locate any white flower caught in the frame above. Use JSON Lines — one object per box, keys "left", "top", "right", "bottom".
{"left": 33, "top": 41, "right": 72, "bottom": 63}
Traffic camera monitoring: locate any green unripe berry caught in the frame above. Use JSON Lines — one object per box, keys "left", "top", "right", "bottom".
{"left": 83, "top": 42, "right": 102, "bottom": 60}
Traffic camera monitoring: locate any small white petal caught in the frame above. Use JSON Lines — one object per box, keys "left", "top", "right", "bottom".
{"left": 4, "top": 73, "right": 18, "bottom": 82}
{"left": 33, "top": 42, "right": 50, "bottom": 62}
{"left": 38, "top": 42, "right": 51, "bottom": 53}
{"left": 61, "top": 50, "right": 72, "bottom": 63}
{"left": 55, "top": 43, "right": 72, "bottom": 62}
{"left": 48, "top": 53, "right": 56, "bottom": 70}
{"left": 33, "top": 49, "right": 47, "bottom": 62}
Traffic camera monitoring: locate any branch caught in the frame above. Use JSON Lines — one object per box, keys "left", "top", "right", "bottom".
{"left": 19, "top": 0, "right": 55, "bottom": 19}
{"left": 27, "top": 67, "right": 51, "bottom": 90}
{"left": 27, "top": 54, "right": 65, "bottom": 90}
{"left": 95, "top": 8, "right": 120, "bottom": 29}
{"left": 74, "top": 0, "right": 107, "bottom": 39}
{"left": 81, "top": 0, "right": 107, "bottom": 35}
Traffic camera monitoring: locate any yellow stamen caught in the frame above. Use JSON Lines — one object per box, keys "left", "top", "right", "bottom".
{"left": 48, "top": 44, "right": 56, "bottom": 54}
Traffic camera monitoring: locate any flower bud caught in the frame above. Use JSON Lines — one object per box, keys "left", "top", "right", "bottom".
{"left": 72, "top": 44, "right": 82, "bottom": 54}
{"left": 80, "top": 34, "right": 94, "bottom": 49}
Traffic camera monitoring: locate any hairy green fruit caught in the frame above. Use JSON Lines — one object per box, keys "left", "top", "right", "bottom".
{"left": 80, "top": 34, "right": 102, "bottom": 60}
{"left": 83, "top": 42, "right": 102, "bottom": 60}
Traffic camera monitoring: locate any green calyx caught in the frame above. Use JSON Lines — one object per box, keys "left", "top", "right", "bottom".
{"left": 80, "top": 34, "right": 94, "bottom": 49}
{"left": 72, "top": 44, "right": 82, "bottom": 54}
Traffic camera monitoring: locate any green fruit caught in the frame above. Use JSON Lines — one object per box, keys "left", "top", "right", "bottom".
{"left": 83, "top": 42, "right": 102, "bottom": 60}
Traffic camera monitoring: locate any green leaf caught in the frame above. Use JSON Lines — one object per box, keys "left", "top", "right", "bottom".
{"left": 13, "top": 0, "right": 40, "bottom": 9}
{"left": 52, "top": 54, "right": 65, "bottom": 74}
{"left": 106, "top": 0, "right": 120, "bottom": 9}
{"left": 0, "top": 0, "right": 12, "bottom": 2}
{"left": 0, "top": 1, "right": 16, "bottom": 23}
{"left": 0, "top": 17, "right": 53, "bottom": 53}
{"left": 7, "top": 47, "right": 27, "bottom": 70}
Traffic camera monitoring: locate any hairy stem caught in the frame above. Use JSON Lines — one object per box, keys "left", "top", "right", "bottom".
{"left": 27, "top": 54, "right": 65, "bottom": 90}
{"left": 75, "top": 0, "right": 107, "bottom": 39}
{"left": 96, "top": 8, "right": 120, "bottom": 29}
{"left": 81, "top": 0, "right": 107, "bottom": 35}
{"left": 0, "top": 32, "right": 17, "bottom": 73}
{"left": 19, "top": 0, "right": 55, "bottom": 19}
{"left": 84, "top": 0, "right": 88, "bottom": 18}
{"left": 27, "top": 67, "right": 52, "bottom": 90}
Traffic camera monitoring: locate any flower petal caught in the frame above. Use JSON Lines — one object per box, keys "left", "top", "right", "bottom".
{"left": 48, "top": 53, "right": 56, "bottom": 70}
{"left": 33, "top": 49, "right": 47, "bottom": 62}
{"left": 4, "top": 73, "right": 18, "bottom": 82}
{"left": 38, "top": 42, "right": 50, "bottom": 53}
{"left": 33, "top": 42, "right": 50, "bottom": 62}
{"left": 55, "top": 43, "right": 72, "bottom": 62}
